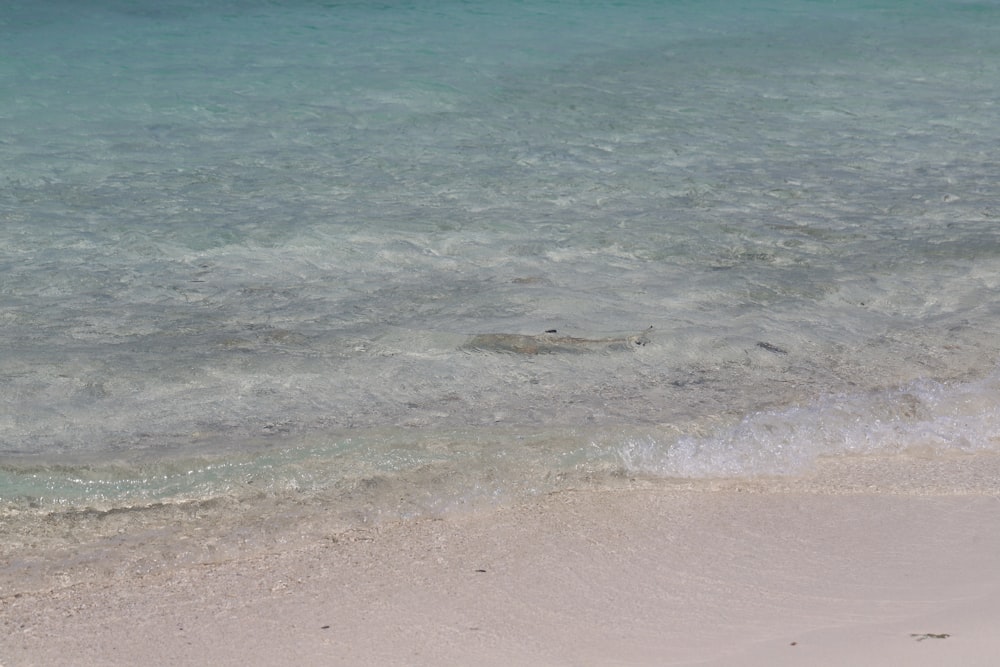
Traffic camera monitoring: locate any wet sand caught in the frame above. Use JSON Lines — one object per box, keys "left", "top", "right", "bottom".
{"left": 3, "top": 454, "right": 1000, "bottom": 666}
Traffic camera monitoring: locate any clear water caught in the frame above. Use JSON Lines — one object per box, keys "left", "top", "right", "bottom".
{"left": 3, "top": 0, "right": 1000, "bottom": 536}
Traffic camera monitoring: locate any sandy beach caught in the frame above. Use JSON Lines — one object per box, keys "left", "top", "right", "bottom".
{"left": 3, "top": 453, "right": 1000, "bottom": 666}
{"left": 5, "top": 1, "right": 1000, "bottom": 665}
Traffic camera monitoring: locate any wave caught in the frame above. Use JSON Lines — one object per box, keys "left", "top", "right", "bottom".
{"left": 617, "top": 369, "right": 1000, "bottom": 478}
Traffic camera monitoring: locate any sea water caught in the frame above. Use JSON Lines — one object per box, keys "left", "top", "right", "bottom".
{"left": 2, "top": 0, "right": 1000, "bottom": 578}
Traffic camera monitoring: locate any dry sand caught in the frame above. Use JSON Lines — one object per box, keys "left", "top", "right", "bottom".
{"left": 3, "top": 454, "right": 1000, "bottom": 666}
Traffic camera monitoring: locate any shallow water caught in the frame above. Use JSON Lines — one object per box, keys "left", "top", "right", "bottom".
{"left": 3, "top": 0, "right": 1000, "bottom": 571}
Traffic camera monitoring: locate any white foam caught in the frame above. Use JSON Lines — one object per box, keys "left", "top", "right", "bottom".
{"left": 618, "top": 369, "right": 1000, "bottom": 478}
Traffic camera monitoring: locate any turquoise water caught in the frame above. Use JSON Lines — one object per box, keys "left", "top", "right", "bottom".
{"left": 2, "top": 0, "right": 1000, "bottom": 531}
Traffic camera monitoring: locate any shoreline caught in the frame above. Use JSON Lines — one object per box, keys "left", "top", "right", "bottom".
{"left": 3, "top": 454, "right": 1000, "bottom": 666}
